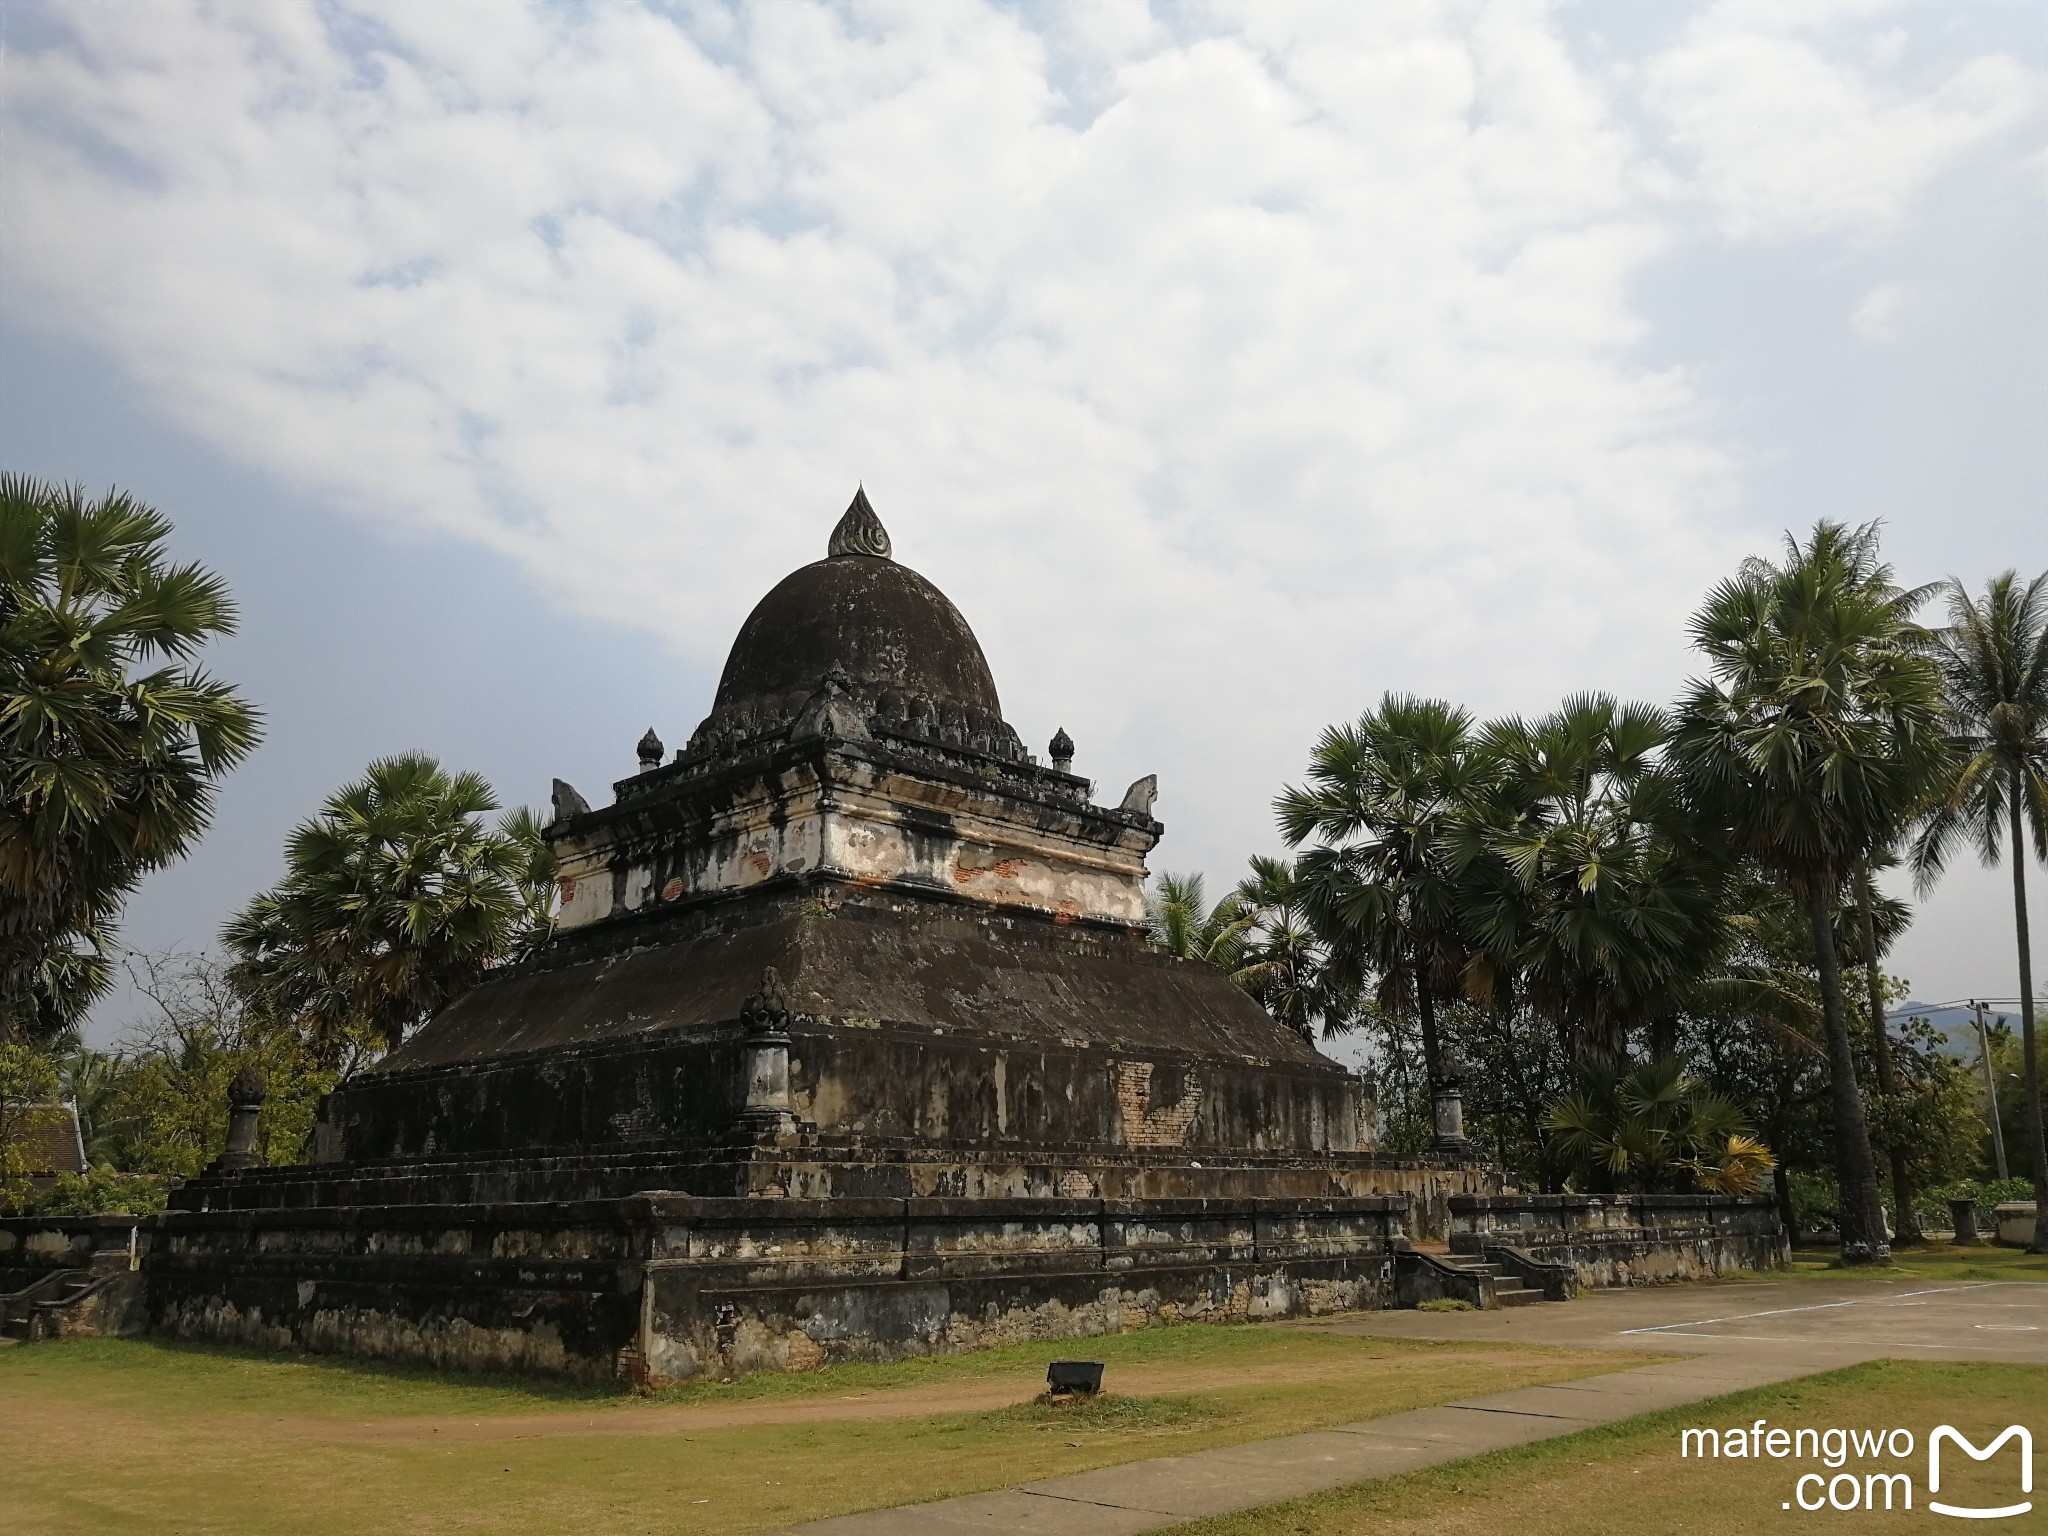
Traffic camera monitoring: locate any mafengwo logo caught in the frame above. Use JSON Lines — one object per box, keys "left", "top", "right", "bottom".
{"left": 1679, "top": 1419, "right": 2033, "bottom": 1517}
{"left": 1929, "top": 1427, "right": 2032, "bottom": 1520}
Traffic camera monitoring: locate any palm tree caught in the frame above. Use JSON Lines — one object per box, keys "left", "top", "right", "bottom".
{"left": 1912, "top": 571, "right": 2048, "bottom": 1253}
{"left": 1547, "top": 1055, "right": 1773, "bottom": 1196}
{"left": 1460, "top": 694, "right": 1727, "bottom": 1067}
{"left": 499, "top": 804, "right": 561, "bottom": 960}
{"left": 1148, "top": 863, "right": 1357, "bottom": 1043}
{"left": 1145, "top": 872, "right": 1250, "bottom": 969}
{"left": 224, "top": 754, "right": 549, "bottom": 1060}
{"left": 1146, "top": 868, "right": 1351, "bottom": 1048}
{"left": 58, "top": 1046, "right": 130, "bottom": 1166}
{"left": 1853, "top": 854, "right": 1922, "bottom": 1241}
{"left": 1278, "top": 695, "right": 1491, "bottom": 1145}
{"left": 1228, "top": 856, "right": 1360, "bottom": 1041}
{"left": 1672, "top": 522, "right": 1950, "bottom": 1264}
{"left": 0, "top": 477, "right": 258, "bottom": 1045}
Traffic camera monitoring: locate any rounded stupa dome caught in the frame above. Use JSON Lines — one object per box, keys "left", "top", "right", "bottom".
{"left": 687, "top": 489, "right": 1023, "bottom": 759}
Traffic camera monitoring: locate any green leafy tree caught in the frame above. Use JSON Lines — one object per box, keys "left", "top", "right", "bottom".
{"left": 1445, "top": 999, "right": 1577, "bottom": 1187}
{"left": 102, "top": 950, "right": 332, "bottom": 1177}
{"left": 1913, "top": 570, "right": 2048, "bottom": 1252}
{"left": 1672, "top": 521, "right": 1950, "bottom": 1264}
{"left": 0, "top": 476, "right": 258, "bottom": 1045}
{"left": 1683, "top": 864, "right": 1835, "bottom": 1233}
{"left": 0, "top": 1041, "right": 60, "bottom": 1208}
{"left": 1278, "top": 696, "right": 1492, "bottom": 1127}
{"left": 224, "top": 754, "right": 556, "bottom": 1060}
{"left": 1869, "top": 1013, "right": 1990, "bottom": 1214}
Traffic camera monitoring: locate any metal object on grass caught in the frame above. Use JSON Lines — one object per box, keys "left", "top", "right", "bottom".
{"left": 1046, "top": 1361, "right": 1104, "bottom": 1396}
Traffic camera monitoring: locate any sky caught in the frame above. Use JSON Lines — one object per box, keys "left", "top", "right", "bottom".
{"left": 0, "top": 0, "right": 2043, "bottom": 1046}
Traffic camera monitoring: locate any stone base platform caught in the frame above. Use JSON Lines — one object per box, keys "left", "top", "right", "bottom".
{"left": 7, "top": 1187, "right": 1792, "bottom": 1383}
{"left": 127, "top": 1192, "right": 1411, "bottom": 1385}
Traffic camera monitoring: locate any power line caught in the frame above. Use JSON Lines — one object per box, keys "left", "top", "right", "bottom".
{"left": 1893, "top": 997, "right": 2035, "bottom": 1012}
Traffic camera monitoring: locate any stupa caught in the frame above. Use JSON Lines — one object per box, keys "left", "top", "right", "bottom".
{"left": 154, "top": 491, "right": 1497, "bottom": 1382}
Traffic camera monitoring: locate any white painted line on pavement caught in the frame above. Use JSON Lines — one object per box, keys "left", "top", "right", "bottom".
{"left": 1618, "top": 1284, "right": 1995, "bottom": 1336}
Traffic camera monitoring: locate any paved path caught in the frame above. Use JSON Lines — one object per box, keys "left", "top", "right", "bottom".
{"left": 779, "top": 1275, "right": 2048, "bottom": 1536}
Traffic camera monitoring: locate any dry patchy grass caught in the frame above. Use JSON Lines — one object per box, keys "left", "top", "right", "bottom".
{"left": 0, "top": 1324, "right": 1630, "bottom": 1536}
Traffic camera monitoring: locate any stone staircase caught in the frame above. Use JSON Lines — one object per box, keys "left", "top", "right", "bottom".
{"left": 1393, "top": 1244, "right": 1572, "bottom": 1310}
{"left": 1, "top": 1268, "right": 103, "bottom": 1341}
{"left": 1433, "top": 1253, "right": 1547, "bottom": 1307}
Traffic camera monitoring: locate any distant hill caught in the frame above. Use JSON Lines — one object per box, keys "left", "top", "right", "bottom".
{"left": 1890, "top": 1002, "right": 2022, "bottom": 1059}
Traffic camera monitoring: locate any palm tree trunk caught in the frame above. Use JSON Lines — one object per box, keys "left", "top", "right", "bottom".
{"left": 1649, "top": 1014, "right": 1677, "bottom": 1060}
{"left": 2010, "top": 795, "right": 2048, "bottom": 1254}
{"left": 1414, "top": 957, "right": 1464, "bottom": 1148}
{"left": 1412, "top": 955, "right": 1443, "bottom": 1084}
{"left": 0, "top": 947, "right": 38, "bottom": 1048}
{"left": 1806, "top": 879, "right": 1891, "bottom": 1264}
{"left": 1858, "top": 866, "right": 1920, "bottom": 1242}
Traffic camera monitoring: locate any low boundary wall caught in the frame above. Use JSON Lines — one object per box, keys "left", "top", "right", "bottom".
{"left": 7, "top": 1193, "right": 1411, "bottom": 1384}
{"left": 1449, "top": 1192, "right": 1786, "bottom": 1286}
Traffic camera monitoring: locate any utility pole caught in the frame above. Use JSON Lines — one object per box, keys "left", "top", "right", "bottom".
{"left": 1976, "top": 1000, "right": 2010, "bottom": 1182}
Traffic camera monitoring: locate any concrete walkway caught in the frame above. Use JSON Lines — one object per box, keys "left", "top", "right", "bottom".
{"left": 780, "top": 1274, "right": 2048, "bottom": 1536}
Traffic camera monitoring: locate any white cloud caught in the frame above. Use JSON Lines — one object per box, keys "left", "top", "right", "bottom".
{"left": 1852, "top": 280, "right": 1907, "bottom": 340}
{"left": 0, "top": 0, "right": 2033, "bottom": 885}
{"left": 1643, "top": 0, "right": 2037, "bottom": 238}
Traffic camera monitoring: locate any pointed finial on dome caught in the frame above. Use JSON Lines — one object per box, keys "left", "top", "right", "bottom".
{"left": 827, "top": 484, "right": 892, "bottom": 560}
{"left": 1049, "top": 727, "right": 1074, "bottom": 772}
{"left": 637, "top": 727, "right": 665, "bottom": 772}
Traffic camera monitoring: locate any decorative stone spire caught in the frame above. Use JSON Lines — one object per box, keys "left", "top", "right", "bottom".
{"left": 737, "top": 966, "right": 804, "bottom": 1140}
{"left": 739, "top": 967, "right": 791, "bottom": 1038}
{"left": 551, "top": 778, "right": 592, "bottom": 821}
{"left": 211, "top": 1062, "right": 268, "bottom": 1173}
{"left": 1048, "top": 727, "right": 1074, "bottom": 773}
{"left": 637, "top": 727, "right": 665, "bottom": 772}
{"left": 827, "top": 485, "right": 892, "bottom": 560}
{"left": 229, "top": 1062, "right": 268, "bottom": 1109}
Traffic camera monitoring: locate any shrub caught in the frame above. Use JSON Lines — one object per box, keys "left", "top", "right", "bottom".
{"left": 1912, "top": 1177, "right": 2035, "bottom": 1234}
{"left": 30, "top": 1166, "right": 170, "bottom": 1216}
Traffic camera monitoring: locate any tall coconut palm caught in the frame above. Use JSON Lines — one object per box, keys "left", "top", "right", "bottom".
{"left": 0, "top": 477, "right": 258, "bottom": 1045}
{"left": 1278, "top": 695, "right": 1491, "bottom": 1144}
{"left": 1460, "top": 694, "right": 1727, "bottom": 1067}
{"left": 1228, "top": 855, "right": 1359, "bottom": 1041}
{"left": 1912, "top": 570, "right": 2048, "bottom": 1253}
{"left": 1672, "top": 522, "right": 1950, "bottom": 1264}
{"left": 1145, "top": 872, "right": 1250, "bottom": 969}
{"left": 224, "top": 754, "right": 547, "bottom": 1061}
{"left": 1853, "top": 854, "right": 1921, "bottom": 1241}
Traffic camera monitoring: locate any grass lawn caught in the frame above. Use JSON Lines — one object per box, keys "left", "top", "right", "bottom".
{"left": 1778, "top": 1239, "right": 2048, "bottom": 1285}
{"left": 1168, "top": 1359, "right": 2048, "bottom": 1535}
{"left": 0, "top": 1323, "right": 1635, "bottom": 1536}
